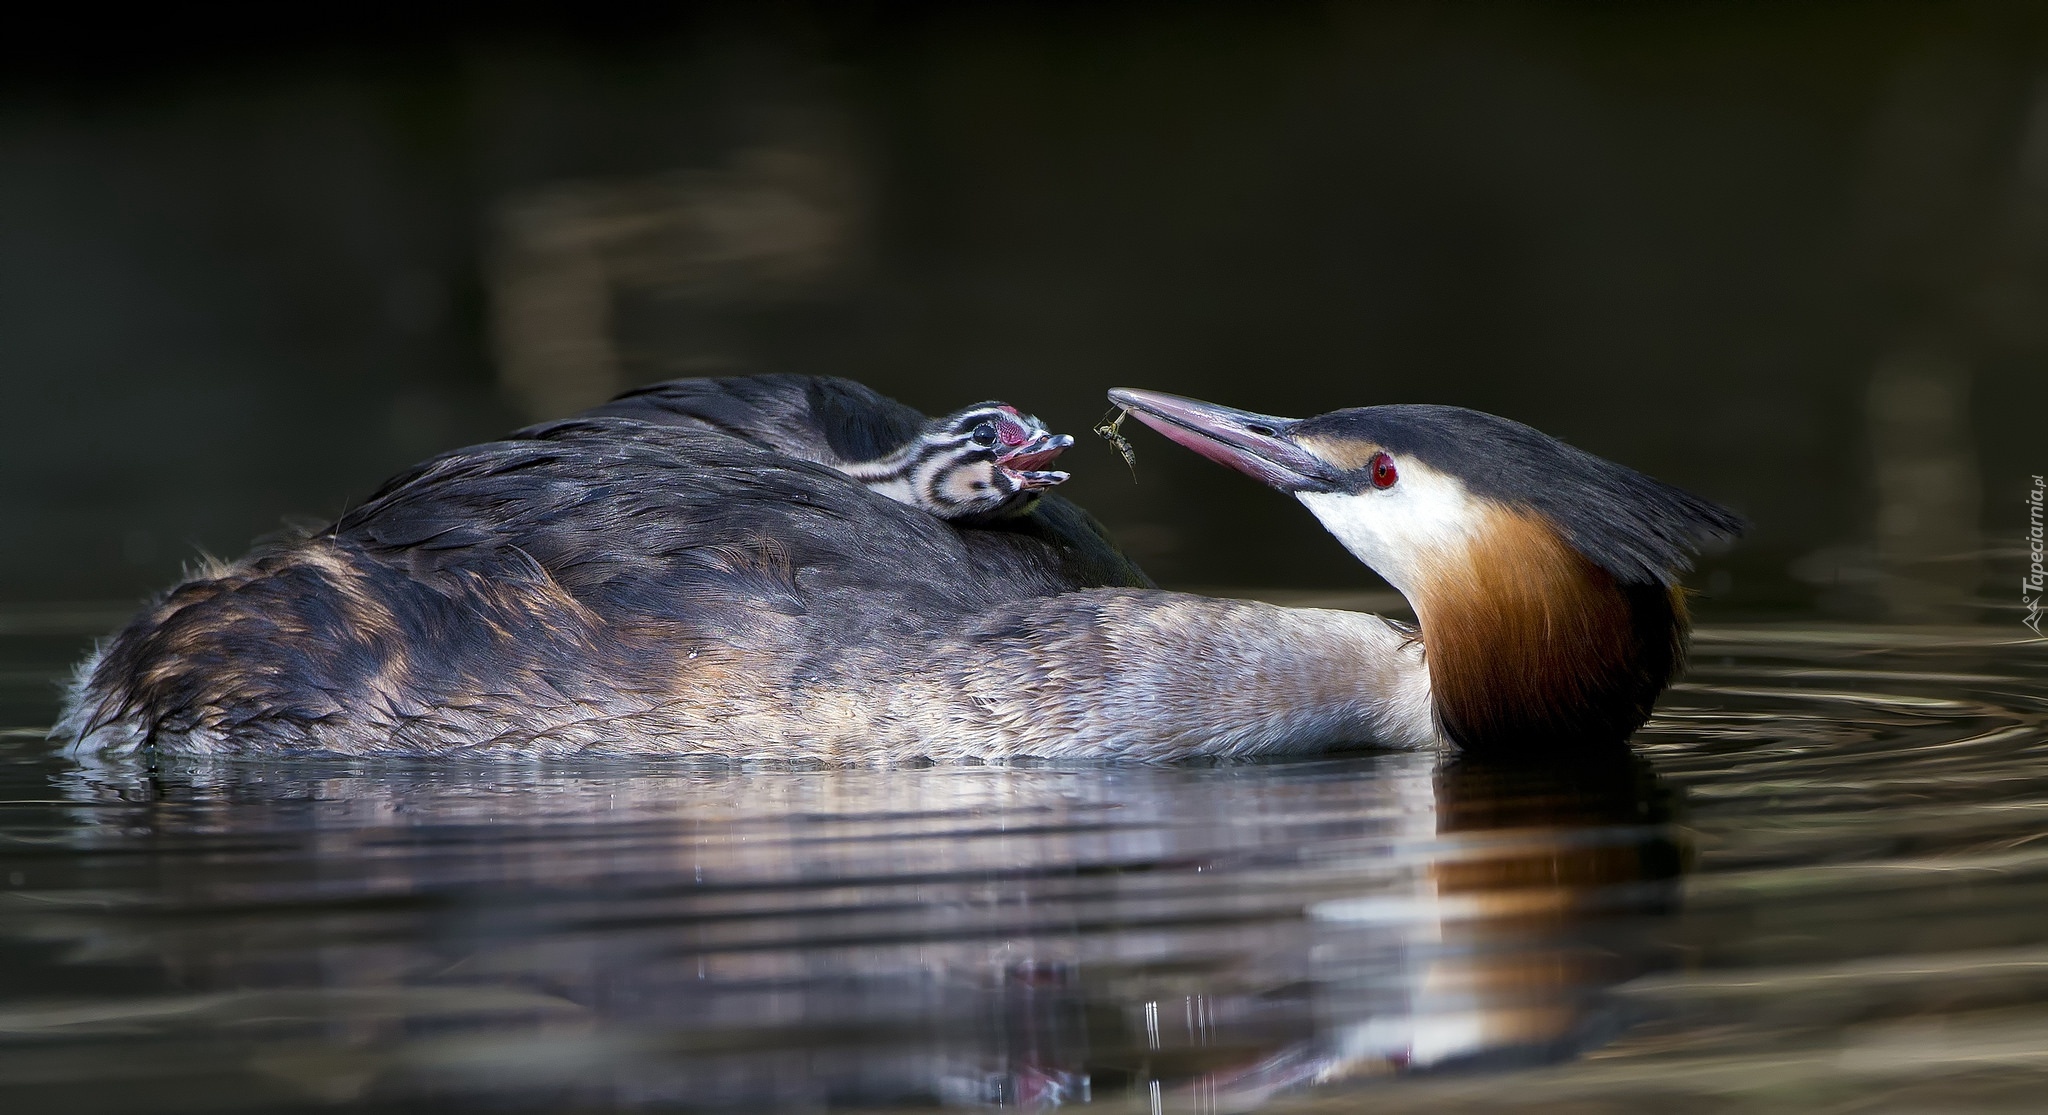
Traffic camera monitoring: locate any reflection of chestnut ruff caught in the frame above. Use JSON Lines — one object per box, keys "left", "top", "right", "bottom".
{"left": 1408, "top": 754, "right": 1687, "bottom": 1065}
{"left": 60, "top": 377, "right": 1738, "bottom": 760}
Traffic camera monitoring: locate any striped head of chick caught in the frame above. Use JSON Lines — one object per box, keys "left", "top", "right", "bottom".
{"left": 844, "top": 403, "right": 1073, "bottom": 523}
{"left": 1108, "top": 389, "right": 1746, "bottom": 754}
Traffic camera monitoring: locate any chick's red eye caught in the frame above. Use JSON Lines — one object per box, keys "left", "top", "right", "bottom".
{"left": 1368, "top": 452, "right": 1398, "bottom": 490}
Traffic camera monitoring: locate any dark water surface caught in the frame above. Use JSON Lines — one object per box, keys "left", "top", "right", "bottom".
{"left": 2, "top": 614, "right": 2045, "bottom": 1113}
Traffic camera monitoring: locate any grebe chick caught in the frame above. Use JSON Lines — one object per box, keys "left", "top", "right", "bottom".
{"left": 837, "top": 403, "right": 1071, "bottom": 522}
{"left": 580, "top": 375, "right": 1120, "bottom": 545}
{"left": 60, "top": 381, "right": 1738, "bottom": 762}
{"left": 590, "top": 386, "right": 1070, "bottom": 520}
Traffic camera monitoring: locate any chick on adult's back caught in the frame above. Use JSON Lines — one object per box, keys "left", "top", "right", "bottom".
{"left": 59, "top": 414, "right": 1140, "bottom": 760}
{"left": 585, "top": 375, "right": 1129, "bottom": 566}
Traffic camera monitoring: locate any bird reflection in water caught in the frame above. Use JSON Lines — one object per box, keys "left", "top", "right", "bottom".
{"left": 1044, "top": 751, "right": 1684, "bottom": 1109}
{"left": 38, "top": 749, "right": 1683, "bottom": 1111}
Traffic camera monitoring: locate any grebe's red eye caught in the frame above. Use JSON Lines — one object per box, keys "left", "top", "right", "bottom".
{"left": 1368, "top": 452, "right": 1397, "bottom": 490}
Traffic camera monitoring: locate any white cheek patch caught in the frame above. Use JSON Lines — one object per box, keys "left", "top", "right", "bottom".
{"left": 944, "top": 468, "right": 989, "bottom": 504}
{"left": 1296, "top": 464, "right": 1479, "bottom": 598}
{"left": 917, "top": 454, "right": 1012, "bottom": 513}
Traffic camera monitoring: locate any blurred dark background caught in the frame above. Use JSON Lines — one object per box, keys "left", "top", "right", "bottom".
{"left": 4, "top": 2, "right": 2043, "bottom": 621}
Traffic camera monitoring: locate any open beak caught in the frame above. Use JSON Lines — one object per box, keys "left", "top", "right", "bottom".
{"left": 1106, "top": 389, "right": 1341, "bottom": 493}
{"left": 1011, "top": 469, "right": 1069, "bottom": 490}
{"left": 999, "top": 432, "right": 1073, "bottom": 490}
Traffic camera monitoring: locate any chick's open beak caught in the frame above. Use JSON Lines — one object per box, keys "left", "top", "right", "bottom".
{"left": 1011, "top": 468, "right": 1069, "bottom": 490}
{"left": 1106, "top": 389, "right": 1341, "bottom": 493}
{"left": 999, "top": 431, "right": 1073, "bottom": 490}
{"left": 998, "top": 432, "right": 1073, "bottom": 473}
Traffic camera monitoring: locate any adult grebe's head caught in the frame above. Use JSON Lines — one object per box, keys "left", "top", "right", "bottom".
{"left": 857, "top": 403, "right": 1073, "bottom": 522}
{"left": 1107, "top": 388, "right": 1745, "bottom": 752}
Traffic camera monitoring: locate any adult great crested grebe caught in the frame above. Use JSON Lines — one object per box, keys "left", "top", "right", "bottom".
{"left": 58, "top": 381, "right": 1738, "bottom": 762}
{"left": 1106, "top": 389, "right": 1743, "bottom": 753}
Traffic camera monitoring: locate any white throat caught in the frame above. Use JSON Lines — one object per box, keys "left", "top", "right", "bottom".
{"left": 1295, "top": 466, "right": 1482, "bottom": 600}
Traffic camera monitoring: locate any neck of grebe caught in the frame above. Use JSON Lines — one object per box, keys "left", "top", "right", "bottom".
{"left": 836, "top": 444, "right": 925, "bottom": 507}
{"left": 1404, "top": 508, "right": 1687, "bottom": 751}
